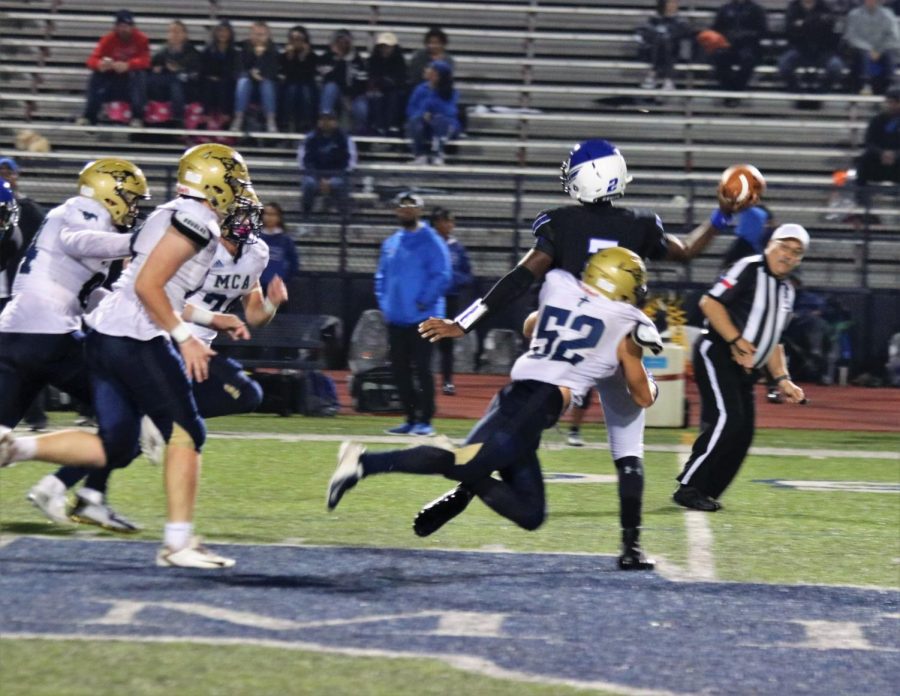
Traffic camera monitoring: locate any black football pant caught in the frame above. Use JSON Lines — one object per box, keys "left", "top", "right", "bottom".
{"left": 677, "top": 337, "right": 756, "bottom": 500}
{"left": 388, "top": 323, "right": 435, "bottom": 425}
{"left": 362, "top": 380, "right": 563, "bottom": 530}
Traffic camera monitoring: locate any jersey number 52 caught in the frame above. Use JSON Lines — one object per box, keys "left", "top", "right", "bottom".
{"left": 532, "top": 305, "right": 605, "bottom": 365}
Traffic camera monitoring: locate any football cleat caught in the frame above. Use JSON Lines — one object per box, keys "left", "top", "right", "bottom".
{"left": 156, "top": 537, "right": 235, "bottom": 569}
{"left": 413, "top": 485, "right": 474, "bottom": 537}
{"left": 385, "top": 422, "right": 414, "bottom": 435}
{"left": 567, "top": 430, "right": 584, "bottom": 447}
{"left": 673, "top": 485, "right": 722, "bottom": 512}
{"left": 617, "top": 527, "right": 656, "bottom": 571}
{"left": 69, "top": 489, "right": 141, "bottom": 533}
{"left": 327, "top": 442, "right": 365, "bottom": 511}
{"left": 139, "top": 415, "right": 166, "bottom": 466}
{"left": 27, "top": 475, "right": 72, "bottom": 525}
{"left": 0, "top": 426, "right": 15, "bottom": 468}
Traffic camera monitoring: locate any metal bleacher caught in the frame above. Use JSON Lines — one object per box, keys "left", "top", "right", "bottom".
{"left": 0, "top": 0, "right": 897, "bottom": 292}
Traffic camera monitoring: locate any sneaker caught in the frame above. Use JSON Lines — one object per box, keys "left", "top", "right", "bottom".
{"left": 75, "top": 116, "right": 90, "bottom": 127}
{"left": 0, "top": 426, "right": 14, "bottom": 468}
{"left": 26, "top": 420, "right": 48, "bottom": 432}
{"left": 430, "top": 155, "right": 445, "bottom": 166}
{"left": 410, "top": 423, "right": 435, "bottom": 437}
{"left": 442, "top": 383, "right": 456, "bottom": 396}
{"left": 411, "top": 155, "right": 429, "bottom": 165}
{"left": 128, "top": 118, "right": 143, "bottom": 128}
{"left": 69, "top": 489, "right": 141, "bottom": 533}
{"left": 140, "top": 415, "right": 165, "bottom": 466}
{"left": 661, "top": 78, "right": 675, "bottom": 91}
{"left": 413, "top": 485, "right": 474, "bottom": 537}
{"left": 640, "top": 72, "right": 656, "bottom": 90}
{"left": 672, "top": 485, "right": 721, "bottom": 512}
{"left": 385, "top": 422, "right": 415, "bottom": 435}
{"left": 156, "top": 537, "right": 235, "bottom": 569}
{"left": 27, "top": 475, "right": 72, "bottom": 524}
{"left": 617, "top": 527, "right": 656, "bottom": 571}
{"left": 74, "top": 415, "right": 98, "bottom": 427}
{"left": 327, "top": 441, "right": 365, "bottom": 510}
{"left": 231, "top": 114, "right": 244, "bottom": 132}
{"left": 567, "top": 430, "right": 584, "bottom": 447}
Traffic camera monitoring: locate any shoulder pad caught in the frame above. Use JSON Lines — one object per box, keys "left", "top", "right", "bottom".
{"left": 171, "top": 209, "right": 214, "bottom": 248}
{"left": 632, "top": 322, "right": 664, "bottom": 355}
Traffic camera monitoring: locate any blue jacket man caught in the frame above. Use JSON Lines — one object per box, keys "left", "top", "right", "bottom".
{"left": 375, "top": 192, "right": 451, "bottom": 436}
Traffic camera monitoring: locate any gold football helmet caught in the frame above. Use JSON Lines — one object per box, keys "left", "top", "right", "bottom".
{"left": 77, "top": 158, "right": 150, "bottom": 228}
{"left": 582, "top": 247, "right": 648, "bottom": 306}
{"left": 176, "top": 143, "right": 253, "bottom": 218}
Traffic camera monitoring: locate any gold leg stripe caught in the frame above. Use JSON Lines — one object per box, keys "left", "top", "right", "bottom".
{"left": 454, "top": 443, "right": 483, "bottom": 466}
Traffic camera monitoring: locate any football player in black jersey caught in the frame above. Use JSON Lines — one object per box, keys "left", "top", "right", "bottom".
{"left": 419, "top": 139, "right": 756, "bottom": 570}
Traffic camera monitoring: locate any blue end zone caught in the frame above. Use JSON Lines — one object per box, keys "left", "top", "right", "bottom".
{"left": 1, "top": 537, "right": 898, "bottom": 694}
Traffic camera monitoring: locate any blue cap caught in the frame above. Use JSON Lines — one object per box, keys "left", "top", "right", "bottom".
{"left": 0, "top": 157, "right": 19, "bottom": 172}
{"left": 114, "top": 9, "right": 134, "bottom": 25}
{"left": 429, "top": 60, "right": 452, "bottom": 76}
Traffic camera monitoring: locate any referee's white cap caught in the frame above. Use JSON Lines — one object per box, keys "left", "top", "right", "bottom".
{"left": 770, "top": 223, "right": 809, "bottom": 251}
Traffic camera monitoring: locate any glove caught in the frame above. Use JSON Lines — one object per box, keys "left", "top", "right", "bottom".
{"left": 632, "top": 323, "right": 663, "bottom": 355}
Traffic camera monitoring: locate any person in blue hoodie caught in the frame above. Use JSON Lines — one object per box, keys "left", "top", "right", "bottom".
{"left": 375, "top": 192, "right": 451, "bottom": 436}
{"left": 405, "top": 60, "right": 460, "bottom": 165}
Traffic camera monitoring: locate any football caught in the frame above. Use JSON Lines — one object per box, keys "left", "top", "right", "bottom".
{"left": 718, "top": 164, "right": 766, "bottom": 213}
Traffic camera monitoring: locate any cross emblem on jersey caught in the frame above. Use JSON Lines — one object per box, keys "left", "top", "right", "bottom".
{"left": 577, "top": 295, "right": 590, "bottom": 307}
{"left": 81, "top": 210, "right": 98, "bottom": 221}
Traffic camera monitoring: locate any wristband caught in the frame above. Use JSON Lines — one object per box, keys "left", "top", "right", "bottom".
{"left": 773, "top": 374, "right": 790, "bottom": 384}
{"left": 263, "top": 298, "right": 277, "bottom": 316}
{"left": 454, "top": 298, "right": 488, "bottom": 332}
{"left": 169, "top": 322, "right": 193, "bottom": 344}
{"left": 710, "top": 209, "right": 733, "bottom": 230}
{"left": 728, "top": 335, "right": 742, "bottom": 345}
{"left": 189, "top": 306, "right": 215, "bottom": 327}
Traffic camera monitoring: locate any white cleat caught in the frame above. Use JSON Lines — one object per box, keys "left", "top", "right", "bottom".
{"left": 567, "top": 430, "right": 585, "bottom": 447}
{"left": 27, "top": 475, "right": 72, "bottom": 524}
{"left": 156, "top": 537, "right": 235, "bottom": 569}
{"left": 327, "top": 441, "right": 365, "bottom": 511}
{"left": 69, "top": 488, "right": 141, "bottom": 533}
{"left": 139, "top": 416, "right": 165, "bottom": 466}
{"left": 0, "top": 426, "right": 15, "bottom": 468}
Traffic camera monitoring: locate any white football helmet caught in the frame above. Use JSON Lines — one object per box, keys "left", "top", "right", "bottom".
{"left": 561, "top": 139, "right": 632, "bottom": 203}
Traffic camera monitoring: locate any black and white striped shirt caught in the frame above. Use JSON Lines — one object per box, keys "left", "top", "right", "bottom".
{"left": 706, "top": 254, "right": 795, "bottom": 369}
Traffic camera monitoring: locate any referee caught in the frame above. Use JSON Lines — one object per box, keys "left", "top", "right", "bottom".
{"left": 674, "top": 224, "right": 808, "bottom": 511}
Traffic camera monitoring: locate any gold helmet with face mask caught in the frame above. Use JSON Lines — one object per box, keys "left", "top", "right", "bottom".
{"left": 77, "top": 158, "right": 150, "bottom": 229}
{"left": 582, "top": 247, "right": 648, "bottom": 306}
{"left": 176, "top": 143, "right": 253, "bottom": 218}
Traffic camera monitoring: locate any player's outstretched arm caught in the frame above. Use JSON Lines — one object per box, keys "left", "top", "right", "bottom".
{"left": 617, "top": 335, "right": 658, "bottom": 408}
{"left": 243, "top": 277, "right": 288, "bottom": 327}
{"left": 419, "top": 249, "right": 553, "bottom": 342}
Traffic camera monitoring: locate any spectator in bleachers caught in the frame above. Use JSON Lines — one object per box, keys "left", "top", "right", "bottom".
{"left": 408, "top": 27, "right": 455, "bottom": 88}
{"left": 778, "top": 0, "right": 845, "bottom": 94}
{"left": 406, "top": 61, "right": 460, "bottom": 165}
{"left": 280, "top": 26, "right": 319, "bottom": 134}
{"left": 855, "top": 85, "right": 900, "bottom": 202}
{"left": 78, "top": 10, "right": 150, "bottom": 127}
{"left": 319, "top": 29, "right": 369, "bottom": 134}
{"left": 842, "top": 0, "right": 900, "bottom": 95}
{"left": 430, "top": 206, "right": 472, "bottom": 396}
{"left": 233, "top": 21, "right": 280, "bottom": 133}
{"left": 297, "top": 111, "right": 357, "bottom": 216}
{"left": 636, "top": 0, "right": 694, "bottom": 91}
{"left": 709, "top": 0, "right": 768, "bottom": 100}
{"left": 259, "top": 202, "right": 299, "bottom": 291}
{"left": 198, "top": 20, "right": 239, "bottom": 125}
{"left": 368, "top": 32, "right": 408, "bottom": 136}
{"left": 147, "top": 21, "right": 199, "bottom": 128}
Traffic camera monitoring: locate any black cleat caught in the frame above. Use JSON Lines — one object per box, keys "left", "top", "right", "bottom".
{"left": 673, "top": 485, "right": 722, "bottom": 512}
{"left": 617, "top": 527, "right": 656, "bottom": 571}
{"left": 413, "top": 485, "right": 474, "bottom": 537}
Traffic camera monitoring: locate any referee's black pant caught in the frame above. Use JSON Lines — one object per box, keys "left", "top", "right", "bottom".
{"left": 677, "top": 336, "right": 757, "bottom": 500}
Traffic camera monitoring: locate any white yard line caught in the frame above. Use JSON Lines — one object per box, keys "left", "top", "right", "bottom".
{"left": 202, "top": 430, "right": 899, "bottom": 461}
{"left": 677, "top": 453, "right": 717, "bottom": 582}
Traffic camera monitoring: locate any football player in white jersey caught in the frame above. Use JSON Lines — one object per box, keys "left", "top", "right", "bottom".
{"left": 0, "top": 143, "right": 260, "bottom": 569}
{"left": 327, "top": 248, "right": 661, "bottom": 570}
{"left": 0, "top": 157, "right": 148, "bottom": 467}
{"left": 31, "top": 191, "right": 286, "bottom": 532}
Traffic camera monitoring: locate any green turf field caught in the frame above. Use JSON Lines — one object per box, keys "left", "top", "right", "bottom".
{"left": 1, "top": 413, "right": 897, "bottom": 695}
